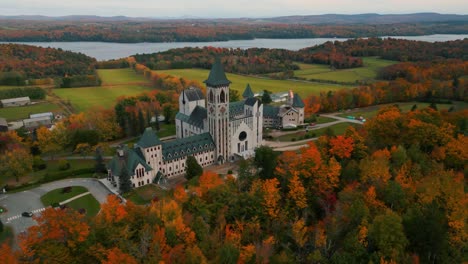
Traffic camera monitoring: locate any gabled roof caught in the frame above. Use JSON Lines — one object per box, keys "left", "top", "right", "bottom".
{"left": 292, "top": 93, "right": 305, "bottom": 108}
{"left": 229, "top": 100, "right": 245, "bottom": 117}
{"left": 242, "top": 84, "right": 254, "bottom": 98}
{"left": 263, "top": 105, "right": 280, "bottom": 118}
{"left": 162, "top": 132, "right": 215, "bottom": 162}
{"left": 204, "top": 57, "right": 231, "bottom": 87}
{"left": 245, "top": 97, "right": 260, "bottom": 107}
{"left": 176, "top": 106, "right": 207, "bottom": 129}
{"left": 108, "top": 146, "right": 152, "bottom": 177}
{"left": 1, "top": 97, "right": 30, "bottom": 104}
{"left": 137, "top": 127, "right": 161, "bottom": 148}
{"left": 183, "top": 87, "right": 205, "bottom": 102}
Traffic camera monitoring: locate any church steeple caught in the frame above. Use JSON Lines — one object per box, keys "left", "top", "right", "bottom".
{"left": 204, "top": 57, "right": 231, "bottom": 87}
{"left": 242, "top": 83, "right": 254, "bottom": 98}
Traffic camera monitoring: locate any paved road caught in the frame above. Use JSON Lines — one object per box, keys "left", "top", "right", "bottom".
{"left": 0, "top": 178, "right": 113, "bottom": 243}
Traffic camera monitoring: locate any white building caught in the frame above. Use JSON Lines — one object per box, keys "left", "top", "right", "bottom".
{"left": 107, "top": 58, "right": 302, "bottom": 191}
{"left": 0, "top": 97, "right": 31, "bottom": 108}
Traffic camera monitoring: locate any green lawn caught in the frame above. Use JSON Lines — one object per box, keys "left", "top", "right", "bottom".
{"left": 294, "top": 57, "right": 397, "bottom": 83}
{"left": 54, "top": 84, "right": 153, "bottom": 112}
{"left": 316, "top": 115, "right": 337, "bottom": 124}
{"left": 65, "top": 194, "right": 100, "bottom": 217}
{"left": 0, "top": 102, "right": 60, "bottom": 121}
{"left": 40, "top": 186, "right": 88, "bottom": 206}
{"left": 97, "top": 68, "right": 149, "bottom": 85}
{"left": 277, "top": 122, "right": 361, "bottom": 141}
{"left": 124, "top": 184, "right": 168, "bottom": 205}
{"left": 155, "top": 69, "right": 352, "bottom": 98}
{"left": 157, "top": 123, "right": 176, "bottom": 138}
{"left": 338, "top": 101, "right": 468, "bottom": 120}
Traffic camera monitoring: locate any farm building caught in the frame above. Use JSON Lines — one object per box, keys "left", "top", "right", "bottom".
{"left": 0, "top": 97, "right": 31, "bottom": 108}
{"left": 30, "top": 112, "right": 54, "bottom": 120}
{"left": 23, "top": 116, "right": 53, "bottom": 129}
{"left": 0, "top": 117, "right": 8, "bottom": 132}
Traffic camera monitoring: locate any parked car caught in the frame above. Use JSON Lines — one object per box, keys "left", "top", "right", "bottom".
{"left": 21, "top": 212, "right": 33, "bottom": 217}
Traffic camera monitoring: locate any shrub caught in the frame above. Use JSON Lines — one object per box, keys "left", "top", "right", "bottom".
{"left": 32, "top": 156, "right": 47, "bottom": 171}
{"left": 227, "top": 170, "right": 233, "bottom": 174}
{"left": 291, "top": 138, "right": 296, "bottom": 142}
{"left": 52, "top": 203, "right": 60, "bottom": 208}
{"left": 58, "top": 160, "right": 70, "bottom": 171}
{"left": 62, "top": 186, "right": 72, "bottom": 193}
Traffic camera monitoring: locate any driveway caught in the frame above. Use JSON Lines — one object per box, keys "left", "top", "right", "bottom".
{"left": 0, "top": 178, "right": 113, "bottom": 245}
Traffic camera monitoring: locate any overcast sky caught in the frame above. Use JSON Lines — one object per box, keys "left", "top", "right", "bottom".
{"left": 1, "top": 0, "right": 467, "bottom": 18}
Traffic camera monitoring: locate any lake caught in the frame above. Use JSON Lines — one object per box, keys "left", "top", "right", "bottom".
{"left": 2, "top": 34, "right": 466, "bottom": 61}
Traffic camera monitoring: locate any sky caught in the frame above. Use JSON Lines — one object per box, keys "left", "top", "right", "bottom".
{"left": 1, "top": 0, "right": 467, "bottom": 18}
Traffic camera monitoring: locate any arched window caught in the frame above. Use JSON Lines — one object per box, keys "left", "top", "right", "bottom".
{"left": 220, "top": 90, "right": 226, "bottom": 103}
{"left": 209, "top": 90, "right": 214, "bottom": 103}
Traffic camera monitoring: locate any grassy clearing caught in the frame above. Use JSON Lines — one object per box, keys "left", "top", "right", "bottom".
{"left": 54, "top": 84, "right": 152, "bottom": 112}
{"left": 155, "top": 69, "right": 352, "bottom": 98}
{"left": 0, "top": 102, "right": 60, "bottom": 121}
{"left": 97, "top": 68, "right": 148, "bottom": 85}
{"left": 315, "top": 116, "right": 336, "bottom": 124}
{"left": 65, "top": 194, "right": 100, "bottom": 217}
{"left": 277, "top": 122, "right": 361, "bottom": 141}
{"left": 157, "top": 123, "right": 176, "bottom": 138}
{"left": 294, "top": 57, "right": 397, "bottom": 83}
{"left": 337, "top": 101, "right": 468, "bottom": 120}
{"left": 124, "top": 184, "right": 168, "bottom": 205}
{"left": 40, "top": 186, "right": 88, "bottom": 206}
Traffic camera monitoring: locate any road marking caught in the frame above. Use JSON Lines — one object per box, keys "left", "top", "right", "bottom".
{"left": 5, "top": 207, "right": 47, "bottom": 223}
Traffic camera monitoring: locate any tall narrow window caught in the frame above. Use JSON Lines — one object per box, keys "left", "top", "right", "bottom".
{"left": 220, "top": 90, "right": 225, "bottom": 103}
{"left": 209, "top": 90, "right": 214, "bottom": 103}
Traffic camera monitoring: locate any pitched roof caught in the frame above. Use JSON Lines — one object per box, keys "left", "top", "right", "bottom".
{"left": 263, "top": 105, "right": 280, "bottom": 118}
{"left": 292, "top": 93, "right": 305, "bottom": 108}
{"left": 108, "top": 146, "right": 152, "bottom": 177}
{"left": 162, "top": 132, "right": 215, "bottom": 162}
{"left": 137, "top": 127, "right": 161, "bottom": 148}
{"left": 242, "top": 84, "right": 254, "bottom": 98}
{"left": 0, "top": 97, "right": 30, "bottom": 104}
{"left": 183, "top": 87, "right": 205, "bottom": 102}
{"left": 204, "top": 57, "right": 231, "bottom": 87}
{"left": 229, "top": 100, "right": 245, "bottom": 117}
{"left": 245, "top": 97, "right": 260, "bottom": 107}
{"left": 176, "top": 105, "right": 207, "bottom": 129}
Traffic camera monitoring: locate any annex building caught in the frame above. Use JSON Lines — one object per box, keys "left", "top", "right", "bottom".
{"left": 107, "top": 58, "right": 304, "bottom": 189}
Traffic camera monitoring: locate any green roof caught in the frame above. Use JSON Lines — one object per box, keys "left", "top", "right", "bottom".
{"left": 204, "top": 57, "right": 231, "bottom": 87}
{"left": 162, "top": 132, "right": 215, "bottom": 162}
{"left": 176, "top": 106, "right": 207, "bottom": 129}
{"left": 242, "top": 84, "right": 254, "bottom": 98}
{"left": 108, "top": 146, "right": 152, "bottom": 177}
{"left": 292, "top": 93, "right": 305, "bottom": 108}
{"left": 137, "top": 127, "right": 161, "bottom": 148}
{"left": 263, "top": 105, "right": 280, "bottom": 118}
{"left": 229, "top": 100, "right": 245, "bottom": 118}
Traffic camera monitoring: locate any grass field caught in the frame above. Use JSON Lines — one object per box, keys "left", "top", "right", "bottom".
{"left": 124, "top": 184, "right": 168, "bottom": 205}
{"left": 338, "top": 101, "right": 468, "bottom": 119}
{"left": 277, "top": 122, "right": 361, "bottom": 141}
{"left": 66, "top": 194, "right": 100, "bottom": 217}
{"left": 294, "top": 57, "right": 397, "bottom": 83}
{"left": 155, "top": 69, "right": 352, "bottom": 98}
{"left": 54, "top": 68, "right": 153, "bottom": 112}
{"left": 97, "top": 68, "right": 148, "bottom": 85}
{"left": 0, "top": 102, "right": 60, "bottom": 121}
{"left": 40, "top": 186, "right": 88, "bottom": 206}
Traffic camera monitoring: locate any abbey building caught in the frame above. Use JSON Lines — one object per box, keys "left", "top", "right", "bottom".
{"left": 107, "top": 58, "right": 304, "bottom": 189}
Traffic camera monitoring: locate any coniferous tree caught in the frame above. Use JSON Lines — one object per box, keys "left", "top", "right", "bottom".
{"left": 153, "top": 109, "right": 160, "bottom": 131}
{"left": 261, "top": 90, "right": 272, "bottom": 104}
{"left": 138, "top": 109, "right": 145, "bottom": 134}
{"left": 95, "top": 147, "right": 106, "bottom": 174}
{"left": 185, "top": 156, "right": 203, "bottom": 181}
{"left": 119, "top": 162, "right": 132, "bottom": 194}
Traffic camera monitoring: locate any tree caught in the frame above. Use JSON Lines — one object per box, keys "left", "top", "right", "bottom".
{"left": 95, "top": 147, "right": 107, "bottom": 174}
{"left": 261, "top": 90, "right": 272, "bottom": 104}
{"left": 74, "top": 143, "right": 91, "bottom": 158}
{"left": 329, "top": 135, "right": 354, "bottom": 160}
{"left": 119, "top": 162, "right": 132, "bottom": 194}
{"left": 0, "top": 147, "right": 33, "bottom": 182}
{"left": 163, "top": 105, "right": 174, "bottom": 124}
{"left": 185, "top": 156, "right": 203, "bottom": 181}
{"left": 254, "top": 146, "right": 278, "bottom": 179}
{"left": 229, "top": 89, "right": 240, "bottom": 102}
{"left": 369, "top": 210, "right": 408, "bottom": 262}
{"left": 35, "top": 126, "right": 61, "bottom": 159}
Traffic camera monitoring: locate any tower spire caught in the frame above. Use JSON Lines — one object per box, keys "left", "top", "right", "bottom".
{"left": 204, "top": 57, "right": 231, "bottom": 87}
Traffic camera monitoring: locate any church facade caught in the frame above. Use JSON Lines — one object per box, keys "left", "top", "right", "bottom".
{"left": 107, "top": 59, "right": 305, "bottom": 190}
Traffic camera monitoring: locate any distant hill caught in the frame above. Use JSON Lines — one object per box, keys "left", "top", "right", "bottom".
{"left": 0, "top": 13, "right": 467, "bottom": 24}
{"left": 265, "top": 13, "right": 468, "bottom": 24}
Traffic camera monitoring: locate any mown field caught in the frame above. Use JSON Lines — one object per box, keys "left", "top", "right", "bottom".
{"left": 0, "top": 102, "right": 60, "bottom": 121}
{"left": 54, "top": 68, "right": 153, "bottom": 112}
{"left": 294, "top": 57, "right": 397, "bottom": 83}
{"left": 155, "top": 69, "right": 352, "bottom": 98}
{"left": 338, "top": 101, "right": 468, "bottom": 119}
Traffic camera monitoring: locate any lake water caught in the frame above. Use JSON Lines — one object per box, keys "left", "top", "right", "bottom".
{"left": 2, "top": 34, "right": 466, "bottom": 61}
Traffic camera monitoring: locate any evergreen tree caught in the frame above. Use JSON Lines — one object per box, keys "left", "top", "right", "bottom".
{"left": 119, "top": 162, "right": 132, "bottom": 194}
{"left": 153, "top": 109, "right": 160, "bottom": 131}
{"left": 261, "top": 90, "right": 272, "bottom": 104}
{"left": 138, "top": 109, "right": 145, "bottom": 134}
{"left": 0, "top": 219, "right": 3, "bottom": 233}
{"left": 94, "top": 147, "right": 106, "bottom": 174}
{"left": 185, "top": 156, "right": 203, "bottom": 181}
{"left": 254, "top": 146, "right": 278, "bottom": 179}
{"left": 411, "top": 104, "right": 417, "bottom": 111}
{"left": 163, "top": 105, "right": 173, "bottom": 124}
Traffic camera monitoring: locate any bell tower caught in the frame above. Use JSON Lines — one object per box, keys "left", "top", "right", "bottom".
{"left": 205, "top": 57, "right": 231, "bottom": 164}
